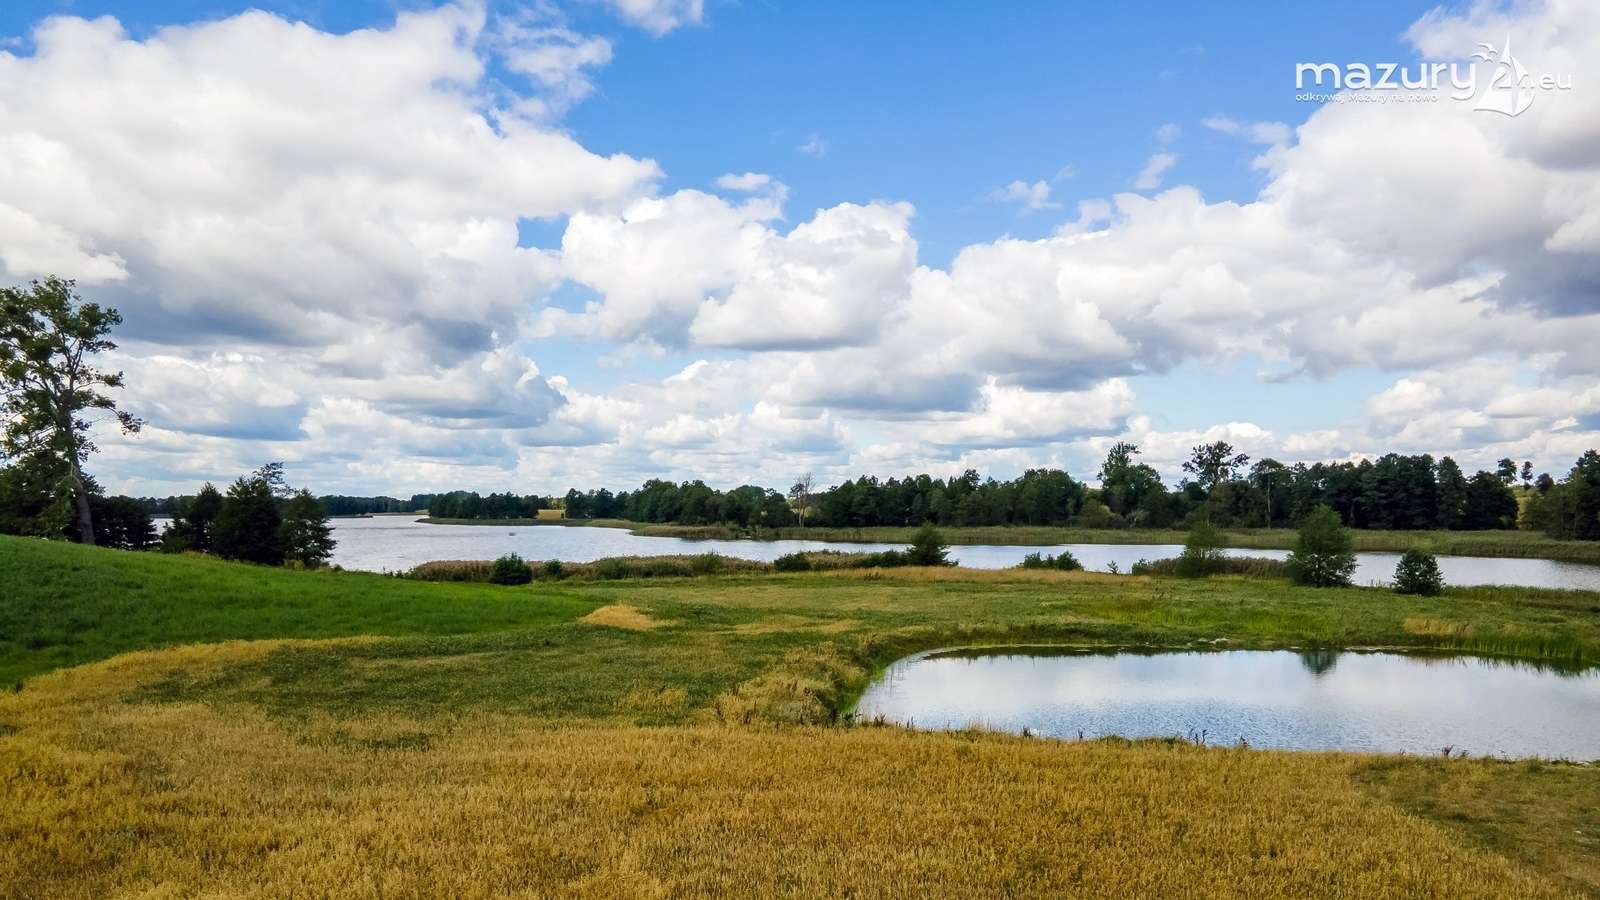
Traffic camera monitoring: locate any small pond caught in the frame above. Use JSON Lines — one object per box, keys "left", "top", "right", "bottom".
{"left": 852, "top": 649, "right": 1600, "bottom": 759}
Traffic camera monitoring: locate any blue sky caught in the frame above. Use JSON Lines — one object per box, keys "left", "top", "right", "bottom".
{"left": 2, "top": 1, "right": 1596, "bottom": 494}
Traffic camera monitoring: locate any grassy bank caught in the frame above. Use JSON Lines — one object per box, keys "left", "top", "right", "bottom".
{"left": 416, "top": 517, "right": 1600, "bottom": 563}
{"left": 2, "top": 537, "right": 1598, "bottom": 896}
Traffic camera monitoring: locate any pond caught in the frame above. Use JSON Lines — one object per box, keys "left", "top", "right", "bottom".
{"left": 852, "top": 649, "right": 1600, "bottom": 759}
{"left": 320, "top": 517, "right": 1600, "bottom": 590}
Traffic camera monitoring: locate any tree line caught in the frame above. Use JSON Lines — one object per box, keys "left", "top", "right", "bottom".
{"left": 421, "top": 442, "right": 1600, "bottom": 540}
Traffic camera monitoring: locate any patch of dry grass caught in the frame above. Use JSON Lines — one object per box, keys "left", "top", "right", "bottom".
{"left": 580, "top": 604, "right": 675, "bottom": 631}
{"left": 0, "top": 644, "right": 1580, "bottom": 899}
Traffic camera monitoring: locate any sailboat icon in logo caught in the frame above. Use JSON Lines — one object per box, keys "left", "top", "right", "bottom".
{"left": 1471, "top": 36, "right": 1535, "bottom": 117}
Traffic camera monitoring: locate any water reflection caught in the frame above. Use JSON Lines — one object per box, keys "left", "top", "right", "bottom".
{"left": 854, "top": 649, "right": 1600, "bottom": 759}
{"left": 1298, "top": 649, "right": 1339, "bottom": 676}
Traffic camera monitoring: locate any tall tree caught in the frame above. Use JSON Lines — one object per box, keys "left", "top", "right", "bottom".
{"left": 1435, "top": 457, "right": 1469, "bottom": 530}
{"left": 211, "top": 473, "right": 285, "bottom": 565}
{"left": 279, "top": 489, "right": 336, "bottom": 568}
{"left": 1496, "top": 458, "right": 1518, "bottom": 485}
{"left": 788, "top": 472, "right": 815, "bottom": 526}
{"left": 1520, "top": 460, "right": 1533, "bottom": 490}
{"left": 1182, "top": 441, "right": 1250, "bottom": 493}
{"left": 0, "top": 277, "right": 141, "bottom": 544}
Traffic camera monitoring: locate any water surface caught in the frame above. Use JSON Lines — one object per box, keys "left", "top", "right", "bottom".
{"left": 319, "top": 517, "right": 1600, "bottom": 589}
{"left": 853, "top": 649, "right": 1600, "bottom": 758}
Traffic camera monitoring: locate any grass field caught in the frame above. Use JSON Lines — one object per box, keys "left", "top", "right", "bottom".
{"left": 417, "top": 517, "right": 1600, "bottom": 563}
{"left": 2, "top": 535, "right": 1598, "bottom": 897}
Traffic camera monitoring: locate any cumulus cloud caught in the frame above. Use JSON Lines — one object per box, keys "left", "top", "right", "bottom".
{"left": 12, "top": 0, "right": 1600, "bottom": 496}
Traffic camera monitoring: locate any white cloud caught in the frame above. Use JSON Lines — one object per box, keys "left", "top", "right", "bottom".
{"left": 991, "top": 179, "right": 1062, "bottom": 212}
{"left": 1155, "top": 123, "right": 1182, "bottom": 144}
{"left": 1133, "top": 152, "right": 1177, "bottom": 190}
{"left": 715, "top": 172, "right": 773, "bottom": 192}
{"left": 1201, "top": 115, "right": 1290, "bottom": 145}
{"left": 601, "top": 0, "right": 705, "bottom": 36}
{"left": 797, "top": 133, "right": 830, "bottom": 158}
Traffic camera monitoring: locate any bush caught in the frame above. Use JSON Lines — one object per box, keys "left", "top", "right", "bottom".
{"left": 1173, "top": 519, "right": 1227, "bottom": 577}
{"left": 857, "top": 549, "right": 908, "bottom": 568}
{"left": 1286, "top": 505, "right": 1357, "bottom": 587}
{"left": 489, "top": 553, "right": 533, "bottom": 586}
{"left": 540, "top": 559, "right": 565, "bottom": 579}
{"left": 1132, "top": 556, "right": 1290, "bottom": 578}
{"left": 688, "top": 553, "right": 725, "bottom": 575}
{"left": 1393, "top": 549, "right": 1444, "bottom": 596}
{"left": 905, "top": 522, "right": 952, "bottom": 566}
{"left": 773, "top": 552, "right": 812, "bottom": 572}
{"left": 1018, "top": 550, "right": 1082, "bottom": 571}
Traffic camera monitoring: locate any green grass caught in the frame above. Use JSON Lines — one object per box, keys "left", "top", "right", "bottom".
{"left": 6, "top": 536, "right": 1599, "bottom": 716}
{"left": 0, "top": 536, "right": 595, "bottom": 685}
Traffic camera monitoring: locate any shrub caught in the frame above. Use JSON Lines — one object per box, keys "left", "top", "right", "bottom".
{"left": 1173, "top": 519, "right": 1227, "bottom": 577}
{"left": 540, "top": 559, "right": 565, "bottom": 579}
{"left": 773, "top": 552, "right": 812, "bottom": 572}
{"left": 406, "top": 560, "right": 492, "bottom": 582}
{"left": 1018, "top": 550, "right": 1082, "bottom": 571}
{"left": 591, "top": 557, "right": 629, "bottom": 580}
{"left": 1393, "top": 549, "right": 1445, "bottom": 596}
{"left": 1133, "top": 556, "right": 1290, "bottom": 578}
{"left": 688, "top": 553, "right": 725, "bottom": 575}
{"left": 858, "top": 549, "right": 908, "bottom": 568}
{"left": 1286, "top": 505, "right": 1357, "bottom": 587}
{"left": 489, "top": 553, "right": 533, "bottom": 586}
{"left": 905, "top": 522, "right": 952, "bottom": 566}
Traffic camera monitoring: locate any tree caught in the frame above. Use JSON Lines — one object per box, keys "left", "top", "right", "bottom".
{"left": 0, "top": 277, "right": 142, "bottom": 544}
{"left": 788, "top": 473, "right": 815, "bottom": 526}
{"left": 1183, "top": 441, "right": 1250, "bottom": 493}
{"left": 211, "top": 473, "right": 285, "bottom": 565}
{"left": 89, "top": 495, "right": 156, "bottom": 550}
{"left": 1520, "top": 461, "right": 1533, "bottom": 490}
{"left": 1286, "top": 505, "right": 1356, "bottom": 587}
{"left": 1435, "top": 457, "right": 1469, "bottom": 530}
{"left": 1174, "top": 518, "right": 1227, "bottom": 577}
{"left": 1460, "top": 471, "right": 1518, "bottom": 530}
{"left": 1249, "top": 458, "right": 1290, "bottom": 528}
{"left": 904, "top": 522, "right": 952, "bottom": 566}
{"left": 1392, "top": 550, "right": 1444, "bottom": 596}
{"left": 1099, "top": 442, "right": 1163, "bottom": 518}
{"left": 1496, "top": 458, "right": 1518, "bottom": 485}
{"left": 279, "top": 489, "right": 336, "bottom": 568}
{"left": 162, "top": 482, "right": 224, "bottom": 553}
{"left": 489, "top": 553, "right": 533, "bottom": 586}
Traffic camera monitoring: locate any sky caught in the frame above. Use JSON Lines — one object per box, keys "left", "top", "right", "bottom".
{"left": 1, "top": 0, "right": 1598, "bottom": 496}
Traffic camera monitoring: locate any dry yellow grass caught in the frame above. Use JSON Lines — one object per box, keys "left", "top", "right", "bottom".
{"left": 0, "top": 643, "right": 1581, "bottom": 899}
{"left": 579, "top": 604, "right": 675, "bottom": 631}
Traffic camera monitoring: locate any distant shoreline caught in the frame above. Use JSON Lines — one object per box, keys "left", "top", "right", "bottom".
{"left": 412, "top": 517, "right": 1600, "bottom": 563}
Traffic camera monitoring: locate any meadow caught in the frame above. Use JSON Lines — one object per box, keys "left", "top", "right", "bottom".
{"left": 2, "top": 534, "right": 1599, "bottom": 897}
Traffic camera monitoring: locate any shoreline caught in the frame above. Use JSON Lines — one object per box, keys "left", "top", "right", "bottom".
{"left": 411, "top": 517, "right": 1600, "bottom": 564}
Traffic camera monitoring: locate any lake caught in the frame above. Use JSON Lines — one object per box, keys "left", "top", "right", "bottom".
{"left": 852, "top": 649, "right": 1600, "bottom": 759}
{"left": 322, "top": 517, "right": 1600, "bottom": 590}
